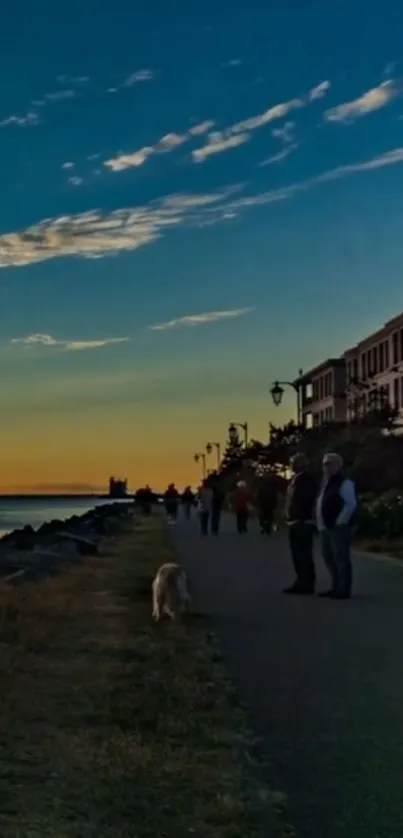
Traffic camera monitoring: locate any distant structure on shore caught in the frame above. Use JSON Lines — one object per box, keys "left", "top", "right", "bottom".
{"left": 108, "top": 476, "right": 128, "bottom": 498}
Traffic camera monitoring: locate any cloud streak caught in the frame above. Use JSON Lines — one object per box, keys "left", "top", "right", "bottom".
{"left": 149, "top": 308, "right": 254, "bottom": 330}
{"left": 11, "top": 334, "right": 130, "bottom": 351}
{"left": 0, "top": 190, "right": 233, "bottom": 269}
{"left": 325, "top": 79, "right": 400, "bottom": 123}
{"left": 124, "top": 69, "right": 154, "bottom": 85}
{"left": 2, "top": 145, "right": 403, "bottom": 271}
{"left": 104, "top": 121, "right": 214, "bottom": 172}
{"left": 192, "top": 80, "right": 330, "bottom": 162}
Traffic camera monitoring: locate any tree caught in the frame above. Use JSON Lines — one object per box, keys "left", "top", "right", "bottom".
{"left": 220, "top": 427, "right": 244, "bottom": 471}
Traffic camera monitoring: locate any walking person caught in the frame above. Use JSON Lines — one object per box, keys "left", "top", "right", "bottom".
{"left": 210, "top": 476, "right": 224, "bottom": 535}
{"left": 316, "top": 453, "right": 357, "bottom": 599}
{"left": 182, "top": 486, "right": 195, "bottom": 520}
{"left": 283, "top": 453, "right": 318, "bottom": 595}
{"left": 257, "top": 474, "right": 277, "bottom": 535}
{"left": 197, "top": 480, "right": 213, "bottom": 535}
{"left": 233, "top": 480, "right": 251, "bottom": 534}
{"left": 164, "top": 483, "right": 180, "bottom": 524}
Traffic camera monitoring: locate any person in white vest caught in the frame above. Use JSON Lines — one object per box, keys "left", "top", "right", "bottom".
{"left": 316, "top": 453, "right": 357, "bottom": 599}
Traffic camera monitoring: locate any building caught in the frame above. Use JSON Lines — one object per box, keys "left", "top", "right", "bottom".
{"left": 295, "top": 359, "right": 347, "bottom": 428}
{"left": 109, "top": 476, "right": 128, "bottom": 498}
{"left": 344, "top": 312, "right": 403, "bottom": 420}
{"left": 293, "top": 311, "right": 403, "bottom": 428}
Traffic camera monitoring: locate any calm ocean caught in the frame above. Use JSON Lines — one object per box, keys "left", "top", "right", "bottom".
{"left": 0, "top": 497, "right": 114, "bottom": 538}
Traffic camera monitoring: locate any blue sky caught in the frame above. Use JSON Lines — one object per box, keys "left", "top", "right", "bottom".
{"left": 1, "top": 0, "right": 403, "bottom": 490}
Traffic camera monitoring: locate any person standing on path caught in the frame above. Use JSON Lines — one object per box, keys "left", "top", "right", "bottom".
{"left": 233, "top": 480, "right": 252, "bottom": 534}
{"left": 257, "top": 474, "right": 278, "bottom": 535}
{"left": 197, "top": 481, "right": 213, "bottom": 536}
{"left": 164, "top": 483, "right": 180, "bottom": 524}
{"left": 316, "top": 453, "right": 357, "bottom": 599}
{"left": 182, "top": 486, "right": 195, "bottom": 520}
{"left": 284, "top": 453, "right": 318, "bottom": 595}
{"left": 210, "top": 476, "right": 224, "bottom": 535}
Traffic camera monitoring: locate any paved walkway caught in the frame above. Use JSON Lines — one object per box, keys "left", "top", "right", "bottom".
{"left": 173, "top": 513, "right": 403, "bottom": 838}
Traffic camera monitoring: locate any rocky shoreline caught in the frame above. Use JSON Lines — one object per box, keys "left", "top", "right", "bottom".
{"left": 0, "top": 501, "right": 133, "bottom": 583}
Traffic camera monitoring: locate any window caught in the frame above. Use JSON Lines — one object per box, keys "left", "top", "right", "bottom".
{"left": 385, "top": 340, "right": 390, "bottom": 369}
{"left": 361, "top": 352, "right": 367, "bottom": 379}
{"left": 400, "top": 329, "right": 403, "bottom": 362}
{"left": 319, "top": 377, "right": 324, "bottom": 400}
{"left": 393, "top": 332, "right": 399, "bottom": 365}
{"left": 379, "top": 342, "right": 384, "bottom": 372}
{"left": 401, "top": 378, "right": 403, "bottom": 410}
{"left": 394, "top": 377, "right": 399, "bottom": 409}
{"left": 305, "top": 382, "right": 312, "bottom": 400}
{"left": 353, "top": 358, "right": 358, "bottom": 380}
{"left": 313, "top": 380, "right": 318, "bottom": 402}
{"left": 367, "top": 349, "right": 372, "bottom": 377}
{"left": 384, "top": 382, "right": 390, "bottom": 405}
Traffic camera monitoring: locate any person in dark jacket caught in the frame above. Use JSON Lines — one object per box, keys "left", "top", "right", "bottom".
{"left": 257, "top": 474, "right": 277, "bottom": 534}
{"left": 316, "top": 453, "right": 357, "bottom": 599}
{"left": 284, "top": 453, "right": 318, "bottom": 595}
{"left": 210, "top": 477, "right": 224, "bottom": 535}
{"left": 182, "top": 486, "right": 195, "bottom": 520}
{"left": 164, "top": 484, "right": 179, "bottom": 522}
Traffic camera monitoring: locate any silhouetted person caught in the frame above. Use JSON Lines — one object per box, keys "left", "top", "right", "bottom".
{"left": 257, "top": 474, "right": 277, "bottom": 534}
{"left": 284, "top": 453, "right": 317, "bottom": 595}
{"left": 316, "top": 452, "right": 357, "bottom": 599}
{"left": 182, "top": 486, "right": 195, "bottom": 520}
{"left": 198, "top": 480, "right": 213, "bottom": 535}
{"left": 164, "top": 483, "right": 179, "bottom": 522}
{"left": 233, "top": 481, "right": 251, "bottom": 534}
{"left": 210, "top": 477, "right": 224, "bottom": 535}
{"left": 135, "top": 485, "right": 154, "bottom": 515}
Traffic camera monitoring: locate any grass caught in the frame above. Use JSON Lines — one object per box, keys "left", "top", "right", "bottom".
{"left": 0, "top": 514, "right": 292, "bottom": 837}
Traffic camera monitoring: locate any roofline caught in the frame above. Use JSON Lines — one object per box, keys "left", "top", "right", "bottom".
{"left": 293, "top": 357, "right": 345, "bottom": 384}
{"left": 344, "top": 312, "right": 403, "bottom": 354}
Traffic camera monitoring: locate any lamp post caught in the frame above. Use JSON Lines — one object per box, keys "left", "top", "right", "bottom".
{"left": 206, "top": 441, "right": 221, "bottom": 470}
{"left": 270, "top": 369, "right": 303, "bottom": 424}
{"left": 228, "top": 421, "right": 248, "bottom": 446}
{"left": 194, "top": 452, "right": 207, "bottom": 480}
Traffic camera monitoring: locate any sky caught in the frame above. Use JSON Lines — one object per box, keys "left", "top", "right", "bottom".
{"left": 1, "top": 0, "right": 403, "bottom": 492}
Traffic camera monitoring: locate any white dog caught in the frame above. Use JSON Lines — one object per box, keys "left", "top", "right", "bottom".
{"left": 152, "top": 562, "right": 191, "bottom": 621}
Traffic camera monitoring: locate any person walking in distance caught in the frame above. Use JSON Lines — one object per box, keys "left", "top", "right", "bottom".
{"left": 257, "top": 474, "right": 277, "bottom": 535}
{"left": 164, "top": 483, "right": 179, "bottom": 524}
{"left": 182, "top": 486, "right": 195, "bottom": 520}
{"left": 284, "top": 453, "right": 318, "bottom": 595}
{"left": 197, "top": 480, "right": 213, "bottom": 536}
{"left": 210, "top": 475, "right": 224, "bottom": 535}
{"left": 234, "top": 480, "right": 251, "bottom": 534}
{"left": 316, "top": 453, "right": 357, "bottom": 599}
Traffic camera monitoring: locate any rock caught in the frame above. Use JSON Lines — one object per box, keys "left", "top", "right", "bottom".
{"left": 53, "top": 532, "right": 98, "bottom": 555}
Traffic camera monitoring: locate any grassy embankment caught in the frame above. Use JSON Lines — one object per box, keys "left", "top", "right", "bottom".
{"left": 0, "top": 513, "right": 292, "bottom": 837}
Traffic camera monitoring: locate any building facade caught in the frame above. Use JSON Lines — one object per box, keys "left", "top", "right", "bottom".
{"left": 293, "top": 312, "right": 403, "bottom": 428}
{"left": 295, "top": 359, "right": 347, "bottom": 428}
{"left": 344, "top": 312, "right": 403, "bottom": 420}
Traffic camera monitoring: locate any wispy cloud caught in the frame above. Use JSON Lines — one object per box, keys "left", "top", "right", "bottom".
{"left": 11, "top": 334, "right": 130, "bottom": 351}
{"left": 104, "top": 121, "right": 214, "bottom": 172}
{"left": 0, "top": 112, "right": 39, "bottom": 128}
{"left": 149, "top": 308, "right": 254, "bottom": 330}
{"left": 192, "top": 131, "right": 250, "bottom": 162}
{"left": 0, "top": 190, "right": 232, "bottom": 269}
{"left": 3, "top": 144, "right": 402, "bottom": 271}
{"left": 222, "top": 59, "right": 242, "bottom": 67}
{"left": 192, "top": 80, "right": 330, "bottom": 162}
{"left": 259, "top": 145, "right": 297, "bottom": 166}
{"left": 309, "top": 80, "right": 331, "bottom": 101}
{"left": 68, "top": 176, "right": 83, "bottom": 186}
{"left": 124, "top": 69, "right": 154, "bottom": 85}
{"left": 325, "top": 79, "right": 400, "bottom": 123}
{"left": 44, "top": 90, "right": 76, "bottom": 102}
{"left": 62, "top": 161, "right": 74, "bottom": 169}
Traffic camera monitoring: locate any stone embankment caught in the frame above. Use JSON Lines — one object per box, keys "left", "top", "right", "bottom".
{"left": 0, "top": 501, "right": 133, "bottom": 583}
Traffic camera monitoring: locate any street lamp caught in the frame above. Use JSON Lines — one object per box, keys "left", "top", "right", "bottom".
{"left": 228, "top": 421, "right": 248, "bottom": 446}
{"left": 206, "top": 441, "right": 221, "bottom": 469}
{"left": 270, "top": 370, "right": 303, "bottom": 424}
{"left": 194, "top": 452, "right": 207, "bottom": 480}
